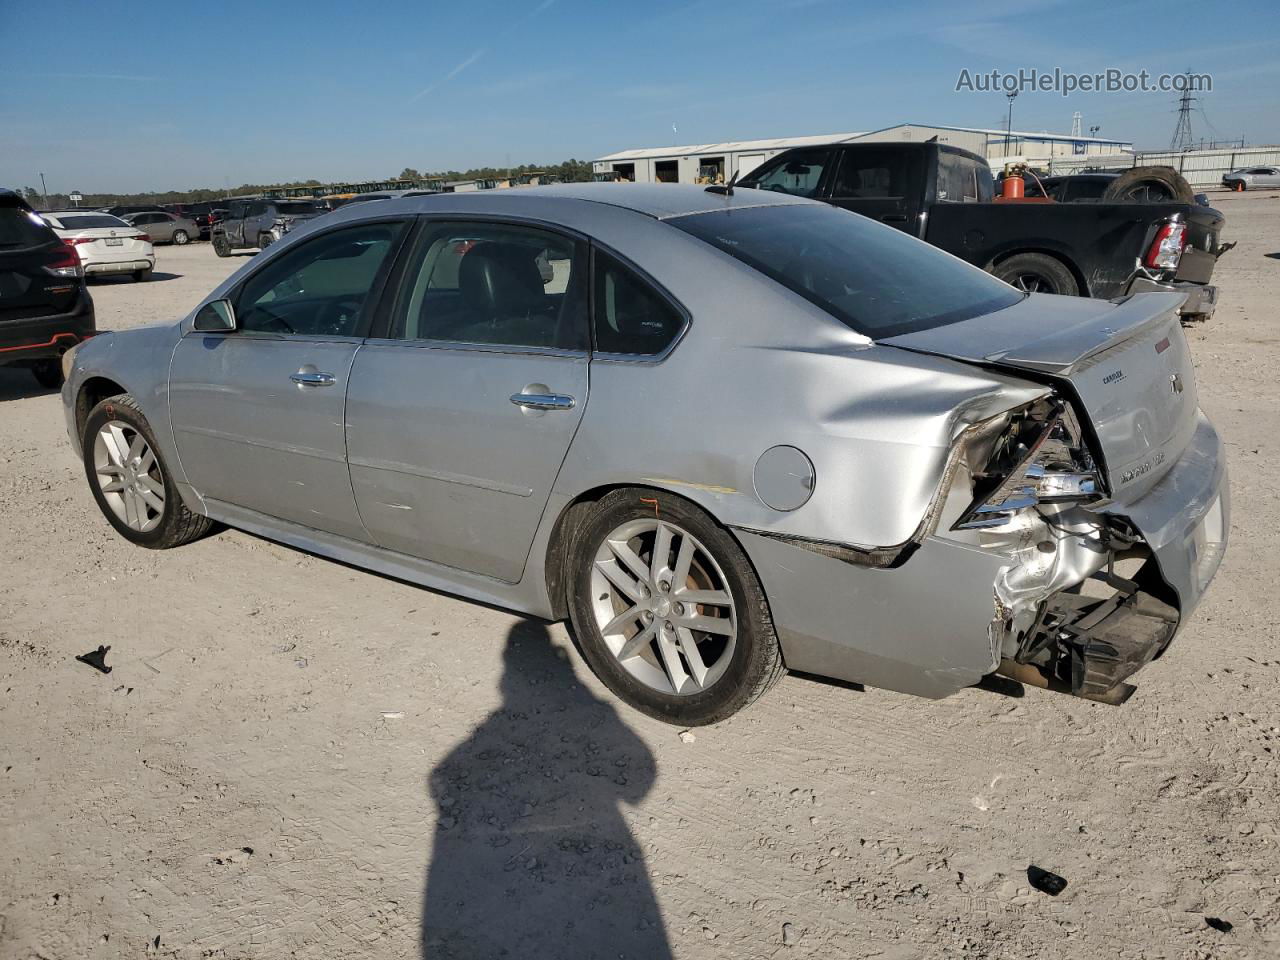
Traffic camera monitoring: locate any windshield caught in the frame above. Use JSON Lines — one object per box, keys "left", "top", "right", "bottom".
{"left": 739, "top": 149, "right": 832, "bottom": 198}
{"left": 668, "top": 203, "right": 1024, "bottom": 338}
{"left": 50, "top": 214, "right": 130, "bottom": 229}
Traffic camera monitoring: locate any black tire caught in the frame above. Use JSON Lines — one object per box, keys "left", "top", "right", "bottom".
{"left": 565, "top": 488, "right": 785, "bottom": 726}
{"left": 132, "top": 268, "right": 152, "bottom": 282}
{"left": 258, "top": 232, "right": 274, "bottom": 251}
{"left": 172, "top": 229, "right": 190, "bottom": 245}
{"left": 30, "top": 359, "right": 63, "bottom": 389}
{"left": 212, "top": 234, "right": 231, "bottom": 258}
{"left": 1101, "top": 166, "right": 1195, "bottom": 204}
{"left": 992, "top": 252, "right": 1079, "bottom": 296}
{"left": 82, "top": 393, "right": 215, "bottom": 549}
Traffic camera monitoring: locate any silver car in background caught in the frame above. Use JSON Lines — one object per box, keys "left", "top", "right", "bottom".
{"left": 59, "top": 185, "right": 1228, "bottom": 724}
{"left": 122, "top": 210, "right": 198, "bottom": 244}
{"left": 1221, "top": 165, "right": 1280, "bottom": 190}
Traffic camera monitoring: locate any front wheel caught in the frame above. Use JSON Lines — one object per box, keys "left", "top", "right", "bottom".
{"left": 258, "top": 232, "right": 274, "bottom": 251}
{"left": 566, "top": 488, "right": 784, "bottom": 725}
{"left": 992, "top": 252, "right": 1079, "bottom": 296}
{"left": 82, "top": 394, "right": 215, "bottom": 549}
{"left": 212, "top": 234, "right": 231, "bottom": 257}
{"left": 172, "top": 229, "right": 190, "bottom": 245}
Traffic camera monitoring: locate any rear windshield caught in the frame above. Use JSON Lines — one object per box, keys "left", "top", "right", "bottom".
{"left": 668, "top": 203, "right": 1023, "bottom": 338}
{"left": 275, "top": 201, "right": 320, "bottom": 215}
{"left": 50, "top": 214, "right": 129, "bottom": 229}
{"left": 0, "top": 205, "right": 56, "bottom": 249}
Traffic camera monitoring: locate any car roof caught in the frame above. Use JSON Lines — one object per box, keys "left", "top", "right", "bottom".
{"left": 383, "top": 183, "right": 813, "bottom": 221}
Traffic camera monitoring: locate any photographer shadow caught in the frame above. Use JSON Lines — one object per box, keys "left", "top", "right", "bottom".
{"left": 421, "top": 620, "right": 671, "bottom": 959}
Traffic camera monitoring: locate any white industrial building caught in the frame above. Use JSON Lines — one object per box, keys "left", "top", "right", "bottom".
{"left": 593, "top": 123, "right": 1133, "bottom": 184}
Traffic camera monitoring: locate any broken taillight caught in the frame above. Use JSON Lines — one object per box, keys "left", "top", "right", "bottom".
{"left": 1144, "top": 221, "right": 1187, "bottom": 270}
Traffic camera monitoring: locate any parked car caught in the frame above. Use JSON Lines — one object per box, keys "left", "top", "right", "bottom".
{"left": 740, "top": 142, "right": 1225, "bottom": 321}
{"left": 60, "top": 186, "right": 1227, "bottom": 724}
{"left": 1221, "top": 165, "right": 1280, "bottom": 191}
{"left": 122, "top": 210, "right": 198, "bottom": 245}
{"left": 100, "top": 204, "right": 167, "bottom": 218}
{"left": 164, "top": 202, "right": 223, "bottom": 239}
{"left": 41, "top": 211, "right": 155, "bottom": 281}
{"left": 0, "top": 188, "right": 95, "bottom": 388}
{"left": 211, "top": 198, "right": 324, "bottom": 256}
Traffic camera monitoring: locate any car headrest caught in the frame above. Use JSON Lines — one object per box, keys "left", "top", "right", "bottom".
{"left": 458, "top": 242, "right": 544, "bottom": 319}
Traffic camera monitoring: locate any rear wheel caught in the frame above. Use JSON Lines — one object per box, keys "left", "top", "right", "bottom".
{"left": 566, "top": 488, "right": 784, "bottom": 725}
{"left": 82, "top": 393, "right": 214, "bottom": 549}
{"left": 172, "top": 229, "right": 190, "bottom": 245}
{"left": 30, "top": 360, "right": 62, "bottom": 389}
{"left": 258, "top": 232, "right": 274, "bottom": 251}
{"left": 992, "top": 252, "right": 1079, "bottom": 296}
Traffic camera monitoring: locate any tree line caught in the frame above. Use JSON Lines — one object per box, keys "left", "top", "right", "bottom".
{"left": 19, "top": 158, "right": 596, "bottom": 209}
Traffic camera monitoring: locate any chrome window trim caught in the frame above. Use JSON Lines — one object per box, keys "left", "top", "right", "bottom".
{"left": 360, "top": 336, "right": 589, "bottom": 361}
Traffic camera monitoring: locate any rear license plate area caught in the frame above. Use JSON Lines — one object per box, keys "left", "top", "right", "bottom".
{"left": 105, "top": 238, "right": 123, "bottom": 246}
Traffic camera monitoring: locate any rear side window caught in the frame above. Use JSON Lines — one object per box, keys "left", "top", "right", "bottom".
{"left": 592, "top": 251, "right": 685, "bottom": 355}
{"left": 0, "top": 206, "right": 56, "bottom": 249}
{"left": 936, "top": 152, "right": 983, "bottom": 202}
{"left": 669, "top": 204, "right": 1022, "bottom": 339}
{"left": 740, "top": 149, "right": 832, "bottom": 198}
{"left": 830, "top": 148, "right": 923, "bottom": 199}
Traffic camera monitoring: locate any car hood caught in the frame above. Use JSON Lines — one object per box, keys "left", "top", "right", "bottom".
{"left": 884, "top": 291, "right": 1199, "bottom": 503}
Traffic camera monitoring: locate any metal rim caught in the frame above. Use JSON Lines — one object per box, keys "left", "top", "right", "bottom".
{"left": 92, "top": 420, "right": 166, "bottom": 533}
{"left": 589, "top": 518, "right": 737, "bottom": 696}
{"left": 1011, "top": 272, "right": 1051, "bottom": 293}
{"left": 173, "top": 230, "right": 189, "bottom": 244}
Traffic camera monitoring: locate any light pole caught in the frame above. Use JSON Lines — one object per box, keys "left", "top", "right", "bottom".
{"left": 1005, "top": 91, "right": 1017, "bottom": 157}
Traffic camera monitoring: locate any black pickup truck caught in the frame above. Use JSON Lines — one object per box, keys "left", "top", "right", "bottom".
{"left": 739, "top": 142, "right": 1224, "bottom": 321}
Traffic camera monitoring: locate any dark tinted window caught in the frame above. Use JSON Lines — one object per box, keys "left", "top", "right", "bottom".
{"left": 593, "top": 251, "right": 684, "bottom": 355}
{"left": 669, "top": 204, "right": 1022, "bottom": 339}
{"left": 0, "top": 205, "right": 55, "bottom": 249}
{"left": 831, "top": 148, "right": 923, "bottom": 199}
{"left": 741, "top": 149, "right": 832, "bottom": 198}
{"left": 395, "top": 222, "right": 585, "bottom": 350}
{"left": 236, "top": 223, "right": 403, "bottom": 337}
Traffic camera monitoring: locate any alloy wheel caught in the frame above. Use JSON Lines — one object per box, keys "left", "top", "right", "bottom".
{"left": 589, "top": 518, "right": 737, "bottom": 696}
{"left": 93, "top": 421, "right": 165, "bottom": 533}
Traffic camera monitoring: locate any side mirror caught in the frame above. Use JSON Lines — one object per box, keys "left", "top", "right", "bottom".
{"left": 193, "top": 298, "right": 236, "bottom": 332}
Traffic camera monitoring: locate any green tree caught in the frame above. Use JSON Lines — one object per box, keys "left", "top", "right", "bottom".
{"left": 399, "top": 168, "right": 421, "bottom": 180}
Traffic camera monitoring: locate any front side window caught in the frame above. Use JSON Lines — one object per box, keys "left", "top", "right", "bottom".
{"left": 235, "top": 222, "right": 404, "bottom": 337}
{"left": 393, "top": 221, "right": 586, "bottom": 350}
{"left": 669, "top": 204, "right": 1022, "bottom": 339}
{"left": 740, "top": 149, "right": 832, "bottom": 198}
{"left": 593, "top": 251, "right": 685, "bottom": 355}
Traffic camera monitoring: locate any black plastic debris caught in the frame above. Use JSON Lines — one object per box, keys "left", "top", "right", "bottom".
{"left": 75, "top": 645, "right": 112, "bottom": 675}
{"left": 1205, "top": 917, "right": 1233, "bottom": 933}
{"left": 1027, "top": 865, "right": 1068, "bottom": 896}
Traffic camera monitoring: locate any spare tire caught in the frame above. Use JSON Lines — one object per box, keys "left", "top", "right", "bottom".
{"left": 1101, "top": 166, "right": 1195, "bottom": 204}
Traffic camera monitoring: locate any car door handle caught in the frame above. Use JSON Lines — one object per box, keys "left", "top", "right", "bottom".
{"left": 510, "top": 392, "right": 575, "bottom": 411}
{"left": 291, "top": 371, "right": 337, "bottom": 386}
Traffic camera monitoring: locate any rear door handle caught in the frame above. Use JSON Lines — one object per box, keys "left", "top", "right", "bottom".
{"left": 291, "top": 371, "right": 336, "bottom": 387}
{"left": 510, "top": 392, "right": 575, "bottom": 411}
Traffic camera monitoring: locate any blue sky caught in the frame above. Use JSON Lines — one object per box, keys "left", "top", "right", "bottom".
{"left": 2, "top": 0, "right": 1278, "bottom": 193}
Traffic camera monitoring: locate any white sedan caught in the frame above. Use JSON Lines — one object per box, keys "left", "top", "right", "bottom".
{"left": 41, "top": 211, "right": 155, "bottom": 281}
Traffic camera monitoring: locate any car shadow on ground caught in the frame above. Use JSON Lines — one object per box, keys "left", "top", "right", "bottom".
{"left": 88, "top": 272, "right": 182, "bottom": 285}
{"left": 420, "top": 619, "right": 672, "bottom": 959}
{"left": 0, "top": 367, "right": 58, "bottom": 401}
{"left": 1265, "top": 252, "right": 1280, "bottom": 260}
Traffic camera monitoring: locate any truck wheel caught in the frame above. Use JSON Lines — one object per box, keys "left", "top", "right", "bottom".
{"left": 565, "top": 488, "right": 785, "bottom": 726}
{"left": 212, "top": 235, "right": 231, "bottom": 257}
{"left": 1102, "top": 166, "right": 1195, "bottom": 204}
{"left": 30, "top": 360, "right": 63, "bottom": 390}
{"left": 992, "top": 253, "right": 1079, "bottom": 296}
{"left": 82, "top": 393, "right": 215, "bottom": 549}
{"left": 258, "top": 233, "right": 274, "bottom": 251}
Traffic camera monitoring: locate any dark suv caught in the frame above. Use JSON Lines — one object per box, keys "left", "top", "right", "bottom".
{"left": 211, "top": 198, "right": 323, "bottom": 256}
{"left": 0, "top": 189, "right": 96, "bottom": 388}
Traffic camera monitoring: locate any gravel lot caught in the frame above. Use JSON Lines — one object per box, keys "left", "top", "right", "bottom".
{"left": 3, "top": 195, "right": 1279, "bottom": 959}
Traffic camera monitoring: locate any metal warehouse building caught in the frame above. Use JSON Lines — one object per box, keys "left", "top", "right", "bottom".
{"left": 593, "top": 122, "right": 1133, "bottom": 184}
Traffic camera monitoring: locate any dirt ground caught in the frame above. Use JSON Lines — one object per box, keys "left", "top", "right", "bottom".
{"left": 2, "top": 195, "right": 1279, "bottom": 960}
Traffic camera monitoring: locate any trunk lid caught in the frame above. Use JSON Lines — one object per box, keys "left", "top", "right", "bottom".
{"left": 884, "top": 291, "right": 1198, "bottom": 502}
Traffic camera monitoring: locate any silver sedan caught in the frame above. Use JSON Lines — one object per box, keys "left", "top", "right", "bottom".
{"left": 59, "top": 185, "right": 1229, "bottom": 724}
{"left": 1221, "top": 165, "right": 1280, "bottom": 190}
{"left": 122, "top": 210, "right": 199, "bottom": 244}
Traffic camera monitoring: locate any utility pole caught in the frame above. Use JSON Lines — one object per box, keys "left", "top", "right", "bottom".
{"left": 1005, "top": 91, "right": 1017, "bottom": 156}
{"left": 1170, "top": 72, "right": 1196, "bottom": 152}
{"left": 39, "top": 172, "right": 48, "bottom": 207}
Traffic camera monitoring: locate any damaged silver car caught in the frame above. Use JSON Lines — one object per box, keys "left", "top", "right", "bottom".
{"left": 59, "top": 184, "right": 1228, "bottom": 725}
